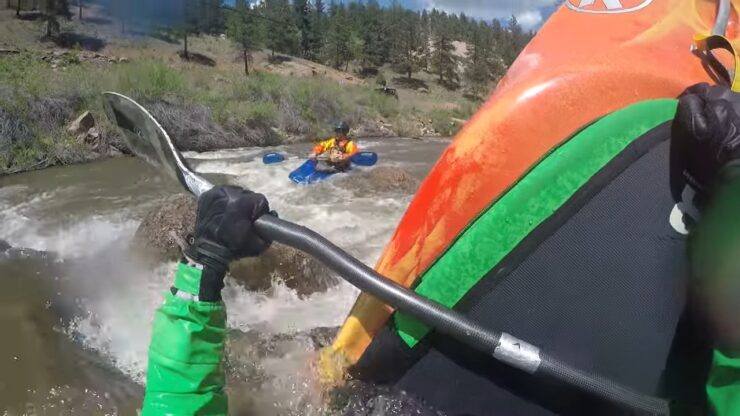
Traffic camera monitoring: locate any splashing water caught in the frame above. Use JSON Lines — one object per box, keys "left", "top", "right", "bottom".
{"left": 0, "top": 138, "right": 448, "bottom": 414}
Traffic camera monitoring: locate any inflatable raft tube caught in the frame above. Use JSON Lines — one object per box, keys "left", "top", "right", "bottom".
{"left": 325, "top": 0, "right": 740, "bottom": 414}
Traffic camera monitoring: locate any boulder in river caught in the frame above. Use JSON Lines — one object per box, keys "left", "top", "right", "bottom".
{"left": 132, "top": 193, "right": 196, "bottom": 263}
{"left": 230, "top": 244, "right": 337, "bottom": 297}
{"left": 337, "top": 166, "right": 420, "bottom": 195}
{"left": 133, "top": 195, "right": 336, "bottom": 296}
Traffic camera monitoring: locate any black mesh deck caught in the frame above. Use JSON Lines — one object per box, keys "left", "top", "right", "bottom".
{"left": 351, "top": 124, "right": 712, "bottom": 415}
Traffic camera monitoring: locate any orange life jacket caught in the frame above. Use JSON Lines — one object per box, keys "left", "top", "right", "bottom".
{"left": 313, "top": 137, "right": 359, "bottom": 156}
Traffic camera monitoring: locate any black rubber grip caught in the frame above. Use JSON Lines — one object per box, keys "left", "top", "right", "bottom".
{"left": 255, "top": 215, "right": 501, "bottom": 350}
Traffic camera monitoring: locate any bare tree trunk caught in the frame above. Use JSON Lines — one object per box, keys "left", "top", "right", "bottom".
{"left": 16, "top": 0, "right": 21, "bottom": 17}
{"left": 78, "top": 1, "right": 82, "bottom": 20}
{"left": 242, "top": 47, "right": 249, "bottom": 75}
{"left": 184, "top": 32, "right": 189, "bottom": 59}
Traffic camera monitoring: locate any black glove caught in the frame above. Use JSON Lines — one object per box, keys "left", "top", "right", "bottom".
{"left": 671, "top": 83, "right": 740, "bottom": 221}
{"left": 183, "top": 185, "right": 272, "bottom": 301}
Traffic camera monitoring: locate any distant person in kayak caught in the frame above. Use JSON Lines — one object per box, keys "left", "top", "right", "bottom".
{"left": 140, "top": 85, "right": 740, "bottom": 415}
{"left": 309, "top": 121, "right": 359, "bottom": 172}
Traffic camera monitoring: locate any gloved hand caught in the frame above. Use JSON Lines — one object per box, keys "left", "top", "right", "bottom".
{"left": 181, "top": 185, "right": 272, "bottom": 301}
{"left": 329, "top": 149, "right": 344, "bottom": 163}
{"left": 670, "top": 83, "right": 740, "bottom": 219}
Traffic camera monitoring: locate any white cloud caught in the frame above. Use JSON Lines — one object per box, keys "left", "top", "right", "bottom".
{"left": 516, "top": 9, "right": 544, "bottom": 28}
{"left": 421, "top": 0, "right": 558, "bottom": 29}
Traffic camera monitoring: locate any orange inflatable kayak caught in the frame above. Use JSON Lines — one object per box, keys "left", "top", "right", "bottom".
{"left": 322, "top": 1, "right": 740, "bottom": 415}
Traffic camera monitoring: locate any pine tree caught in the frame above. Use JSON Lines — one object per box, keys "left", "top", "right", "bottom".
{"left": 226, "top": 0, "right": 262, "bottom": 75}
{"left": 391, "top": 11, "right": 423, "bottom": 79}
{"left": 200, "top": 0, "right": 225, "bottom": 34}
{"left": 502, "top": 15, "right": 525, "bottom": 66}
{"left": 293, "top": 0, "right": 312, "bottom": 58}
{"left": 465, "top": 24, "right": 499, "bottom": 97}
{"left": 418, "top": 9, "right": 431, "bottom": 71}
{"left": 322, "top": 1, "right": 352, "bottom": 69}
{"left": 430, "top": 18, "right": 458, "bottom": 87}
{"left": 314, "top": 0, "right": 326, "bottom": 16}
{"left": 42, "top": 0, "right": 70, "bottom": 37}
{"left": 42, "top": 0, "right": 60, "bottom": 37}
{"left": 311, "top": 0, "right": 326, "bottom": 57}
{"left": 357, "top": 0, "right": 385, "bottom": 70}
{"left": 180, "top": 0, "right": 202, "bottom": 59}
{"left": 264, "top": 0, "right": 298, "bottom": 58}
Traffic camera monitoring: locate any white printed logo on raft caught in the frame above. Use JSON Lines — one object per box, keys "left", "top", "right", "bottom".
{"left": 566, "top": 0, "right": 654, "bottom": 14}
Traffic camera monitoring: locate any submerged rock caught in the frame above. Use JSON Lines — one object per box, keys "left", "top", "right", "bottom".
{"left": 131, "top": 193, "right": 196, "bottom": 263}
{"left": 133, "top": 195, "right": 336, "bottom": 296}
{"left": 230, "top": 243, "right": 338, "bottom": 297}
{"left": 337, "top": 166, "right": 420, "bottom": 195}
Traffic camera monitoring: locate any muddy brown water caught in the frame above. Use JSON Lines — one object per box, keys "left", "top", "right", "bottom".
{"left": 0, "top": 138, "right": 448, "bottom": 415}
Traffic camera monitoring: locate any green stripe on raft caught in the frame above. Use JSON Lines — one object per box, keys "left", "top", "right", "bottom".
{"left": 394, "top": 99, "right": 679, "bottom": 348}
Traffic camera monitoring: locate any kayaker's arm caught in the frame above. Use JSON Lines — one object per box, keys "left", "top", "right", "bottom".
{"left": 141, "top": 264, "right": 228, "bottom": 416}
{"left": 311, "top": 138, "right": 335, "bottom": 158}
{"left": 671, "top": 83, "right": 740, "bottom": 416}
{"left": 345, "top": 141, "right": 359, "bottom": 157}
{"left": 688, "top": 177, "right": 740, "bottom": 416}
{"left": 142, "top": 186, "right": 273, "bottom": 416}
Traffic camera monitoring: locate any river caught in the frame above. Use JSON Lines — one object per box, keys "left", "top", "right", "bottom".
{"left": 0, "top": 137, "right": 448, "bottom": 415}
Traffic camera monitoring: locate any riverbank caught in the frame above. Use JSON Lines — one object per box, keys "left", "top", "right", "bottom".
{"left": 0, "top": 48, "right": 471, "bottom": 175}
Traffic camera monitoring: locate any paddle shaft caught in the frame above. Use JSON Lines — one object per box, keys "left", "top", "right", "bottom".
{"left": 254, "top": 215, "right": 669, "bottom": 415}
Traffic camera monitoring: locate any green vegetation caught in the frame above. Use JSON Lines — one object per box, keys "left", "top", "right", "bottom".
{"left": 218, "top": 0, "right": 531, "bottom": 88}
{"left": 28, "top": 0, "right": 531, "bottom": 89}
{"left": 0, "top": 50, "right": 405, "bottom": 173}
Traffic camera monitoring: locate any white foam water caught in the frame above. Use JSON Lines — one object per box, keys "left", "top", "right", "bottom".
{"left": 1, "top": 138, "right": 447, "bottom": 414}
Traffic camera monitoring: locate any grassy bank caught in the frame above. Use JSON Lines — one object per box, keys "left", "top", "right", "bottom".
{"left": 0, "top": 47, "right": 476, "bottom": 175}
{"left": 0, "top": 50, "right": 399, "bottom": 173}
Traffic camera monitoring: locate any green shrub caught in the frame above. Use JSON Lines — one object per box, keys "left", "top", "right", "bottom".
{"left": 429, "top": 109, "right": 460, "bottom": 137}
{"left": 375, "top": 72, "right": 386, "bottom": 86}
{"left": 104, "top": 60, "right": 187, "bottom": 99}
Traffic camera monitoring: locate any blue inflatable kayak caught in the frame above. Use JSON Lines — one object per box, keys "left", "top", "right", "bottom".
{"left": 289, "top": 152, "right": 378, "bottom": 185}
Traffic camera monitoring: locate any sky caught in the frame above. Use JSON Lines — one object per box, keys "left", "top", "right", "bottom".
{"left": 374, "top": 0, "right": 560, "bottom": 30}
{"left": 231, "top": 1, "right": 562, "bottom": 31}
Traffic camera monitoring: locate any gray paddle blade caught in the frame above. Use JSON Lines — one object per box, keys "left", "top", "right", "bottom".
{"left": 102, "top": 92, "right": 213, "bottom": 196}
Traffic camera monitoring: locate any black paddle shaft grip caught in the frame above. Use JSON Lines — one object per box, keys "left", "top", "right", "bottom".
{"left": 254, "top": 215, "right": 500, "bottom": 350}
{"left": 253, "top": 214, "right": 671, "bottom": 415}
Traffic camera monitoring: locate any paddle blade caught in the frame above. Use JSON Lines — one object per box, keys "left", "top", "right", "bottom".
{"left": 102, "top": 92, "right": 213, "bottom": 196}
{"left": 350, "top": 151, "right": 378, "bottom": 166}
{"left": 263, "top": 152, "right": 285, "bottom": 164}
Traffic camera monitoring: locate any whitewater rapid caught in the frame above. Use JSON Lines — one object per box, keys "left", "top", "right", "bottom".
{"left": 0, "top": 138, "right": 447, "bottom": 414}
